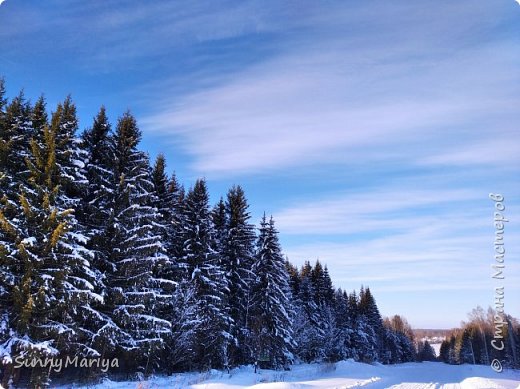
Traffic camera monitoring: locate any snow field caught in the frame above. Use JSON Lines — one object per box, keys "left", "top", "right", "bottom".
{"left": 51, "top": 360, "right": 520, "bottom": 389}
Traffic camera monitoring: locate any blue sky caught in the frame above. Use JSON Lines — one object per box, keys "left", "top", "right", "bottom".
{"left": 1, "top": 0, "right": 519, "bottom": 328}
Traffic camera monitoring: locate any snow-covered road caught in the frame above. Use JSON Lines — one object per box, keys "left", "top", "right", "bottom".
{"left": 55, "top": 360, "right": 520, "bottom": 389}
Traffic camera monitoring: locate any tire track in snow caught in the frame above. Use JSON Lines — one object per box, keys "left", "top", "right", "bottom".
{"left": 335, "top": 376, "right": 381, "bottom": 388}
{"left": 387, "top": 383, "right": 437, "bottom": 389}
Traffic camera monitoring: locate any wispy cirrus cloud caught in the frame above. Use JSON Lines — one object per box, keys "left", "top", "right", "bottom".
{"left": 0, "top": 0, "right": 289, "bottom": 70}
{"left": 140, "top": 1, "right": 520, "bottom": 177}
{"left": 276, "top": 182, "right": 520, "bottom": 326}
{"left": 275, "top": 187, "right": 484, "bottom": 235}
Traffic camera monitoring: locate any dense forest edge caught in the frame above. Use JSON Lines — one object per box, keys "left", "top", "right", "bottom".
{"left": 0, "top": 79, "right": 518, "bottom": 388}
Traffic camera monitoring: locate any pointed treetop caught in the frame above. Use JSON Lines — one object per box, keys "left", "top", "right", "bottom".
{"left": 57, "top": 95, "right": 79, "bottom": 137}
{"left": 92, "top": 106, "right": 110, "bottom": 133}
{"left": 212, "top": 196, "right": 227, "bottom": 228}
{"left": 115, "top": 111, "right": 141, "bottom": 149}
{"left": 83, "top": 106, "right": 111, "bottom": 146}
{"left": 226, "top": 184, "right": 251, "bottom": 227}
{"left": 168, "top": 172, "right": 183, "bottom": 196}
{"left": 6, "top": 90, "right": 31, "bottom": 126}
{"left": 32, "top": 95, "right": 48, "bottom": 133}
{"left": 152, "top": 153, "right": 168, "bottom": 194}
{"left": 301, "top": 261, "right": 312, "bottom": 278}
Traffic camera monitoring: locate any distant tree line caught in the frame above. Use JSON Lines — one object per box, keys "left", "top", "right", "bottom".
{"left": 0, "top": 80, "right": 417, "bottom": 388}
{"left": 439, "top": 306, "right": 519, "bottom": 368}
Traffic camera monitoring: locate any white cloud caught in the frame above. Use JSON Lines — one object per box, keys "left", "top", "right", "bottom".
{"left": 140, "top": 6, "right": 520, "bottom": 177}
{"left": 420, "top": 136, "right": 520, "bottom": 167}
{"left": 274, "top": 180, "right": 520, "bottom": 299}
{"left": 275, "top": 187, "right": 483, "bottom": 235}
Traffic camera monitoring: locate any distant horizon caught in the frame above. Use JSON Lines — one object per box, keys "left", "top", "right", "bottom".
{"left": 1, "top": 0, "right": 519, "bottom": 328}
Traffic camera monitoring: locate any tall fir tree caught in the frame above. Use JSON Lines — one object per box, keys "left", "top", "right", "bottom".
{"left": 31, "top": 96, "right": 47, "bottom": 134}
{"left": 211, "top": 197, "right": 227, "bottom": 258}
{"left": 285, "top": 260, "right": 300, "bottom": 298}
{"left": 311, "top": 260, "right": 332, "bottom": 305}
{"left": 250, "top": 215, "right": 294, "bottom": 368}
{"left": 48, "top": 98, "right": 105, "bottom": 367}
{"left": 0, "top": 92, "right": 32, "bottom": 197}
{"left": 293, "top": 271, "right": 324, "bottom": 362}
{"left": 81, "top": 106, "right": 115, "bottom": 273}
{"left": 78, "top": 107, "right": 118, "bottom": 373}
{"left": 329, "top": 289, "right": 356, "bottom": 361}
{"left": 151, "top": 155, "right": 175, "bottom": 244}
{"left": 167, "top": 172, "right": 187, "bottom": 276}
{"left": 182, "top": 179, "right": 231, "bottom": 369}
{"left": 150, "top": 155, "right": 178, "bottom": 294}
{"left": 222, "top": 185, "right": 256, "bottom": 365}
{"left": 358, "top": 286, "right": 385, "bottom": 361}
{"left": 52, "top": 97, "right": 88, "bottom": 208}
{"left": 101, "top": 112, "right": 170, "bottom": 374}
{"left": 383, "top": 315, "right": 416, "bottom": 363}
{"left": 1, "top": 110, "right": 101, "bottom": 387}
{"left": 417, "top": 340, "right": 436, "bottom": 362}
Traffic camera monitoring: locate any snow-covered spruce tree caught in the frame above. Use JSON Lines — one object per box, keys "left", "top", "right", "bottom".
{"left": 447, "top": 334, "right": 457, "bottom": 364}
{"left": 353, "top": 313, "right": 378, "bottom": 363}
{"left": 78, "top": 107, "right": 121, "bottom": 380}
{"left": 151, "top": 155, "right": 175, "bottom": 257}
{"left": 417, "top": 340, "right": 436, "bottom": 362}
{"left": 393, "top": 316, "right": 415, "bottom": 363}
{"left": 182, "top": 179, "right": 231, "bottom": 370}
{"left": 0, "top": 84, "right": 27, "bottom": 387}
{"left": 31, "top": 96, "right": 48, "bottom": 137}
{"left": 344, "top": 290, "right": 361, "bottom": 361}
{"left": 310, "top": 260, "right": 337, "bottom": 361}
{"left": 358, "top": 286, "right": 384, "bottom": 361}
{"left": 211, "top": 197, "right": 227, "bottom": 258}
{"left": 222, "top": 185, "right": 256, "bottom": 365}
{"left": 49, "top": 99, "right": 108, "bottom": 373}
{"left": 311, "top": 261, "right": 334, "bottom": 305}
{"left": 101, "top": 112, "right": 170, "bottom": 375}
{"left": 0, "top": 91, "right": 32, "bottom": 196}
{"left": 0, "top": 92, "right": 47, "bottom": 386}
{"left": 327, "top": 289, "right": 356, "bottom": 362}
{"left": 341, "top": 289, "right": 375, "bottom": 363}
{"left": 382, "top": 315, "right": 415, "bottom": 363}
{"left": 167, "top": 172, "right": 187, "bottom": 277}
{"left": 285, "top": 260, "right": 300, "bottom": 298}
{"left": 456, "top": 327, "right": 476, "bottom": 364}
{"left": 250, "top": 215, "right": 294, "bottom": 368}
{"left": 381, "top": 328, "right": 401, "bottom": 364}
{"left": 149, "top": 154, "right": 193, "bottom": 373}
{"left": 150, "top": 155, "right": 179, "bottom": 297}
{"left": 161, "top": 279, "right": 199, "bottom": 372}
{"left": 1, "top": 107, "right": 102, "bottom": 387}
{"left": 439, "top": 338, "right": 450, "bottom": 363}
{"left": 292, "top": 269, "right": 324, "bottom": 362}
{"left": 52, "top": 97, "right": 89, "bottom": 209}
{"left": 81, "top": 106, "right": 115, "bottom": 276}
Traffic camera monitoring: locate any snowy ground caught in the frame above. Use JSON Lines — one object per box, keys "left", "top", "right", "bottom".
{"left": 52, "top": 360, "right": 520, "bottom": 389}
